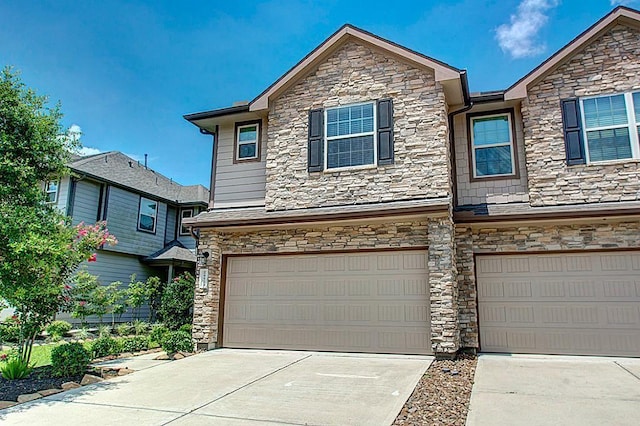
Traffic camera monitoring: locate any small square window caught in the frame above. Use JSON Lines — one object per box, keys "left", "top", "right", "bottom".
{"left": 138, "top": 197, "right": 157, "bottom": 233}
{"left": 45, "top": 180, "right": 59, "bottom": 203}
{"left": 235, "top": 121, "right": 261, "bottom": 161}
{"left": 180, "top": 208, "right": 193, "bottom": 236}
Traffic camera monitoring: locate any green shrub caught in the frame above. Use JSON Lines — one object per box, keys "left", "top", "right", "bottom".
{"left": 91, "top": 336, "right": 122, "bottom": 358}
{"left": 132, "top": 320, "right": 149, "bottom": 335}
{"left": 121, "top": 336, "right": 149, "bottom": 353}
{"left": 0, "top": 316, "right": 21, "bottom": 343}
{"left": 46, "top": 320, "right": 72, "bottom": 339}
{"left": 0, "top": 356, "right": 32, "bottom": 380}
{"left": 178, "top": 323, "right": 192, "bottom": 334}
{"left": 160, "top": 330, "right": 193, "bottom": 354}
{"left": 159, "top": 273, "right": 195, "bottom": 330}
{"left": 51, "top": 342, "right": 90, "bottom": 377}
{"left": 114, "top": 323, "right": 132, "bottom": 336}
{"left": 149, "top": 323, "right": 169, "bottom": 345}
{"left": 98, "top": 324, "right": 112, "bottom": 338}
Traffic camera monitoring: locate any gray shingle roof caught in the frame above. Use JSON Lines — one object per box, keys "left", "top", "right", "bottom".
{"left": 69, "top": 151, "right": 209, "bottom": 205}
{"left": 144, "top": 240, "right": 196, "bottom": 264}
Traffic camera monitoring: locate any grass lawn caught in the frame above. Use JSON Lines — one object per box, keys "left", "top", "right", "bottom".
{"left": 0, "top": 342, "right": 71, "bottom": 367}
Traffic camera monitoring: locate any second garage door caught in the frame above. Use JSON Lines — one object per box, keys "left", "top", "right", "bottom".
{"left": 477, "top": 251, "right": 640, "bottom": 357}
{"left": 222, "top": 250, "right": 431, "bottom": 355}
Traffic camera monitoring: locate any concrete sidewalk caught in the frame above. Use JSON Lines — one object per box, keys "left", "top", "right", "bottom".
{"left": 466, "top": 354, "right": 640, "bottom": 426}
{"left": 1, "top": 349, "right": 432, "bottom": 425}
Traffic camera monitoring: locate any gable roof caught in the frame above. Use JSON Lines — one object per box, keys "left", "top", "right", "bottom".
{"left": 250, "top": 24, "right": 466, "bottom": 111}
{"left": 69, "top": 151, "right": 209, "bottom": 205}
{"left": 143, "top": 239, "right": 196, "bottom": 265}
{"left": 505, "top": 6, "right": 640, "bottom": 100}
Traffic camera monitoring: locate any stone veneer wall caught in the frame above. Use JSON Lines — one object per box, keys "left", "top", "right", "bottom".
{"left": 455, "top": 220, "right": 640, "bottom": 348}
{"left": 265, "top": 41, "right": 451, "bottom": 211}
{"left": 192, "top": 217, "right": 460, "bottom": 354}
{"left": 523, "top": 24, "right": 640, "bottom": 206}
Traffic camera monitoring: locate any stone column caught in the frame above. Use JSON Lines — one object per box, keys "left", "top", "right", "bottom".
{"left": 192, "top": 230, "right": 222, "bottom": 351}
{"left": 428, "top": 215, "right": 460, "bottom": 356}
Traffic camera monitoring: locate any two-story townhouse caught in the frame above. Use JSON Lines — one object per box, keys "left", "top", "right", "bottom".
{"left": 47, "top": 151, "right": 209, "bottom": 321}
{"left": 184, "top": 6, "right": 640, "bottom": 358}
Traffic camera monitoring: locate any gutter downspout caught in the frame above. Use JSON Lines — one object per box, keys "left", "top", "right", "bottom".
{"left": 200, "top": 125, "right": 218, "bottom": 210}
{"left": 447, "top": 70, "right": 473, "bottom": 210}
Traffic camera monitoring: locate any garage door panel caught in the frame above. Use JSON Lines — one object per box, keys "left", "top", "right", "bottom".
{"left": 224, "top": 250, "right": 431, "bottom": 355}
{"left": 478, "top": 251, "right": 640, "bottom": 357}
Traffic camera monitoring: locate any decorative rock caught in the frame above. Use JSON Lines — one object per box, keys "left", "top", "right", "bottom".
{"left": 154, "top": 353, "right": 170, "bottom": 360}
{"left": 80, "top": 374, "right": 104, "bottom": 386}
{"left": 17, "top": 393, "right": 42, "bottom": 403}
{"left": 441, "top": 368, "right": 450, "bottom": 373}
{"left": 118, "top": 352, "right": 134, "bottom": 358}
{"left": 38, "top": 388, "right": 63, "bottom": 397}
{"left": 118, "top": 368, "right": 134, "bottom": 376}
{"left": 0, "top": 401, "right": 18, "bottom": 409}
{"left": 451, "top": 370, "right": 459, "bottom": 376}
{"left": 61, "top": 382, "right": 81, "bottom": 390}
{"left": 172, "top": 353, "right": 185, "bottom": 360}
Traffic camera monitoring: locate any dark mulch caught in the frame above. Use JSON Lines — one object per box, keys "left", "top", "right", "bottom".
{"left": 394, "top": 353, "right": 477, "bottom": 426}
{"left": 0, "top": 366, "right": 83, "bottom": 402}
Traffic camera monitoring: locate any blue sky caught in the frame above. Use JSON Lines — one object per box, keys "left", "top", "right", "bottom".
{"left": 0, "top": 0, "right": 634, "bottom": 187}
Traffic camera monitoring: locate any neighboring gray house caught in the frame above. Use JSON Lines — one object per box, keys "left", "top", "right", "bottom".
{"left": 183, "top": 6, "right": 640, "bottom": 358}
{"left": 46, "top": 151, "right": 209, "bottom": 321}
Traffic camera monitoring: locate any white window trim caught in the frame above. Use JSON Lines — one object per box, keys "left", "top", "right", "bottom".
{"left": 138, "top": 197, "right": 158, "bottom": 234}
{"left": 580, "top": 92, "right": 640, "bottom": 164}
{"left": 236, "top": 123, "right": 259, "bottom": 160}
{"left": 45, "top": 180, "right": 59, "bottom": 204}
{"left": 323, "top": 101, "right": 377, "bottom": 172}
{"left": 470, "top": 112, "right": 516, "bottom": 179}
{"left": 179, "top": 208, "right": 193, "bottom": 236}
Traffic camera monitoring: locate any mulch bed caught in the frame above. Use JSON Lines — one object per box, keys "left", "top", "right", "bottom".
{"left": 0, "top": 366, "right": 83, "bottom": 402}
{"left": 394, "top": 353, "right": 477, "bottom": 426}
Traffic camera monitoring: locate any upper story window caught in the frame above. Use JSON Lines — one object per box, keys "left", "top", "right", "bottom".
{"left": 179, "top": 208, "right": 193, "bottom": 236}
{"left": 138, "top": 197, "right": 157, "bottom": 233}
{"left": 45, "top": 180, "right": 59, "bottom": 203}
{"left": 307, "top": 99, "right": 393, "bottom": 172}
{"left": 234, "top": 120, "right": 261, "bottom": 162}
{"left": 325, "top": 103, "right": 376, "bottom": 169}
{"left": 469, "top": 112, "right": 516, "bottom": 179}
{"left": 580, "top": 92, "right": 640, "bottom": 163}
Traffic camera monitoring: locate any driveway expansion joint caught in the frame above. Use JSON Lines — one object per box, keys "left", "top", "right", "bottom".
{"left": 161, "top": 353, "right": 313, "bottom": 426}
{"left": 614, "top": 361, "right": 640, "bottom": 382}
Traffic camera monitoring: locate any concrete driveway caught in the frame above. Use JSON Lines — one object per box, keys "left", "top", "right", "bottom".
{"left": 466, "top": 354, "right": 640, "bottom": 426}
{"left": 0, "top": 349, "right": 432, "bottom": 426}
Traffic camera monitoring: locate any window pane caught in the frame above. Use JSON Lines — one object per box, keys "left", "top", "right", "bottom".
{"left": 327, "top": 104, "right": 375, "bottom": 137}
{"left": 475, "top": 146, "right": 513, "bottom": 176}
{"left": 47, "top": 181, "right": 58, "bottom": 192}
{"left": 473, "top": 116, "right": 511, "bottom": 146}
{"left": 327, "top": 135, "right": 374, "bottom": 169}
{"left": 238, "top": 143, "right": 256, "bottom": 158}
{"left": 139, "top": 215, "right": 155, "bottom": 231}
{"left": 634, "top": 92, "right": 640, "bottom": 122}
{"left": 583, "top": 95, "right": 627, "bottom": 128}
{"left": 46, "top": 191, "right": 57, "bottom": 203}
{"left": 586, "top": 127, "right": 632, "bottom": 162}
{"left": 239, "top": 126, "right": 257, "bottom": 142}
{"left": 140, "top": 199, "right": 156, "bottom": 217}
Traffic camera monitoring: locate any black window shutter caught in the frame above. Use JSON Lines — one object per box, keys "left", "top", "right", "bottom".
{"left": 561, "top": 98, "right": 586, "bottom": 165}
{"left": 377, "top": 98, "right": 394, "bottom": 165}
{"left": 308, "top": 108, "right": 324, "bottom": 172}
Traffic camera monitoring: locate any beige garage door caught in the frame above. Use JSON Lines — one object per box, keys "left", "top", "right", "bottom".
{"left": 477, "top": 251, "right": 640, "bottom": 357}
{"left": 223, "top": 250, "right": 431, "bottom": 355}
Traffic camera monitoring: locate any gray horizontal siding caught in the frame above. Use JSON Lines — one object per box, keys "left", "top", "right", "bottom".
{"left": 104, "top": 186, "right": 168, "bottom": 256}
{"left": 213, "top": 121, "right": 266, "bottom": 208}
{"left": 165, "top": 206, "right": 177, "bottom": 244}
{"left": 55, "top": 176, "right": 71, "bottom": 214}
{"left": 72, "top": 179, "right": 101, "bottom": 225}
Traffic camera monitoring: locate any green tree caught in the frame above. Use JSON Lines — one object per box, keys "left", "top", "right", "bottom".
{"left": 159, "top": 272, "right": 195, "bottom": 330}
{"left": 0, "top": 68, "right": 117, "bottom": 364}
{"left": 126, "top": 275, "right": 162, "bottom": 321}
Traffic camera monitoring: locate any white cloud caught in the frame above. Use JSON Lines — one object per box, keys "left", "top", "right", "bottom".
{"left": 496, "top": 0, "right": 559, "bottom": 58}
{"left": 78, "top": 146, "right": 102, "bottom": 156}
{"left": 610, "top": 0, "right": 636, "bottom": 5}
